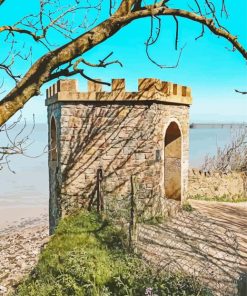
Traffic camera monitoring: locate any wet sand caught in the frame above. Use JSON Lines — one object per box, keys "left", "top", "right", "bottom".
{"left": 0, "top": 206, "right": 48, "bottom": 235}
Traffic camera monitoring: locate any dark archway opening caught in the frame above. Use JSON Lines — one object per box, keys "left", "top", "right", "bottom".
{"left": 164, "top": 122, "right": 182, "bottom": 201}
{"left": 50, "top": 116, "right": 57, "bottom": 162}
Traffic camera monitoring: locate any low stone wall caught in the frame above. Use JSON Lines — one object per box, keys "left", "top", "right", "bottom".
{"left": 188, "top": 169, "right": 247, "bottom": 200}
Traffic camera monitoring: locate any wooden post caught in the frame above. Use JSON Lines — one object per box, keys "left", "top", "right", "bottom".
{"left": 129, "top": 175, "right": 138, "bottom": 252}
{"left": 96, "top": 167, "right": 104, "bottom": 213}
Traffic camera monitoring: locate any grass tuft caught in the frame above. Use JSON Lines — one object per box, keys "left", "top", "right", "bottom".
{"left": 182, "top": 201, "right": 194, "bottom": 212}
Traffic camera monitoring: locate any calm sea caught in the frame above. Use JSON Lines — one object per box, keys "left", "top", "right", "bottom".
{"left": 0, "top": 123, "right": 237, "bottom": 207}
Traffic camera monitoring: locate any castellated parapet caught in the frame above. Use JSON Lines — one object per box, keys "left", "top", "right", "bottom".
{"left": 46, "top": 78, "right": 192, "bottom": 105}
{"left": 46, "top": 78, "right": 192, "bottom": 233}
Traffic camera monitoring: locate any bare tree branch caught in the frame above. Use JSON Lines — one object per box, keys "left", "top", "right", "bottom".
{"left": 235, "top": 89, "right": 247, "bottom": 95}
{"left": 78, "top": 52, "right": 123, "bottom": 68}
{"left": 201, "top": 127, "right": 247, "bottom": 173}
{"left": 221, "top": 0, "right": 229, "bottom": 18}
{"left": 145, "top": 14, "right": 184, "bottom": 68}
{"left": 173, "top": 15, "right": 179, "bottom": 51}
{"left": 0, "top": 64, "right": 21, "bottom": 82}
{"left": 131, "top": 6, "right": 247, "bottom": 59}
{"left": 0, "top": 113, "right": 46, "bottom": 173}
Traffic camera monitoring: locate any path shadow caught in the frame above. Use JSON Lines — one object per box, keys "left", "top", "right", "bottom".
{"left": 138, "top": 205, "right": 244, "bottom": 296}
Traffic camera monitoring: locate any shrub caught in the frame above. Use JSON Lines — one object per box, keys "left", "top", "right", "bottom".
{"left": 182, "top": 201, "right": 194, "bottom": 212}
{"left": 190, "top": 194, "right": 247, "bottom": 203}
{"left": 201, "top": 127, "right": 247, "bottom": 173}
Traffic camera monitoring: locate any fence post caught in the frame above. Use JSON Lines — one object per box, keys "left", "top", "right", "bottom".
{"left": 96, "top": 167, "right": 104, "bottom": 213}
{"left": 129, "top": 175, "right": 138, "bottom": 252}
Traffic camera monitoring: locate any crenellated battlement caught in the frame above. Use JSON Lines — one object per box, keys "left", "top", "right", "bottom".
{"left": 45, "top": 78, "right": 192, "bottom": 106}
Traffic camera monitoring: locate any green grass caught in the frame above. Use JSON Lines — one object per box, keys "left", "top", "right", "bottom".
{"left": 182, "top": 201, "right": 194, "bottom": 212}
{"left": 14, "top": 210, "right": 212, "bottom": 296}
{"left": 189, "top": 194, "right": 247, "bottom": 203}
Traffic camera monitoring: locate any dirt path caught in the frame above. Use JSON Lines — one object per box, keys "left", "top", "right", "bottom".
{"left": 189, "top": 200, "right": 247, "bottom": 273}
{"left": 138, "top": 201, "right": 247, "bottom": 296}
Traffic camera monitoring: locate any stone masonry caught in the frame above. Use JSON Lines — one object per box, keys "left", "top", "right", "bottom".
{"left": 46, "top": 78, "right": 192, "bottom": 232}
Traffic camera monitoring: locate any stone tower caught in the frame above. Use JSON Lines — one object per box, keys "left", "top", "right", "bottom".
{"left": 46, "top": 78, "right": 192, "bottom": 232}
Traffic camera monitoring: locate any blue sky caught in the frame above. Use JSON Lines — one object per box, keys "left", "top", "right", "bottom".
{"left": 1, "top": 0, "right": 247, "bottom": 123}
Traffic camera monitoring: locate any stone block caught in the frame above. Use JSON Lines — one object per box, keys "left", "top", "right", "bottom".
{"left": 112, "top": 79, "right": 125, "bottom": 96}
{"left": 88, "top": 79, "right": 102, "bottom": 92}
{"left": 57, "top": 79, "right": 78, "bottom": 92}
{"left": 138, "top": 78, "right": 161, "bottom": 92}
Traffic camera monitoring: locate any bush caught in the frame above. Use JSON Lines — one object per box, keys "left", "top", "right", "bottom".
{"left": 201, "top": 127, "right": 247, "bottom": 173}
{"left": 182, "top": 202, "right": 194, "bottom": 212}
{"left": 14, "top": 210, "right": 212, "bottom": 296}
{"left": 190, "top": 194, "right": 247, "bottom": 203}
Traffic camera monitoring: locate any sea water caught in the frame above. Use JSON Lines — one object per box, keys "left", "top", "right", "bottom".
{"left": 0, "top": 124, "right": 237, "bottom": 207}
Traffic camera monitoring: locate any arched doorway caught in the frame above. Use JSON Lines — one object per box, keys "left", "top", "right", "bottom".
{"left": 164, "top": 121, "right": 182, "bottom": 201}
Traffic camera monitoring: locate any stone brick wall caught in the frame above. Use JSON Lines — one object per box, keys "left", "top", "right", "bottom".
{"left": 46, "top": 78, "right": 192, "bottom": 232}
{"left": 188, "top": 169, "right": 247, "bottom": 199}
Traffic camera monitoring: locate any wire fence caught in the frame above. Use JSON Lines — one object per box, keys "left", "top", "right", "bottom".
{"left": 91, "top": 174, "right": 245, "bottom": 296}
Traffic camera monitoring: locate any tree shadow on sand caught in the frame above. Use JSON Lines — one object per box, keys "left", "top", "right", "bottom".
{"left": 138, "top": 206, "right": 245, "bottom": 296}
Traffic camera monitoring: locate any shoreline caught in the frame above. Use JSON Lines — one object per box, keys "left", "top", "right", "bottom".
{"left": 0, "top": 206, "right": 48, "bottom": 235}
{"left": 190, "top": 123, "right": 247, "bottom": 129}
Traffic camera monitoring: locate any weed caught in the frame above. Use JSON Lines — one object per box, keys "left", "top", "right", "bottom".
{"left": 182, "top": 201, "right": 194, "bottom": 212}
{"left": 190, "top": 194, "right": 247, "bottom": 203}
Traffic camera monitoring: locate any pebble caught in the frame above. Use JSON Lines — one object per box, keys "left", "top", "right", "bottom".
{"left": 0, "top": 286, "right": 7, "bottom": 296}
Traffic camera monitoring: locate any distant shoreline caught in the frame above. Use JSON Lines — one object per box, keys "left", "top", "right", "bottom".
{"left": 190, "top": 123, "right": 247, "bottom": 129}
